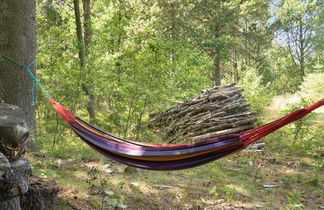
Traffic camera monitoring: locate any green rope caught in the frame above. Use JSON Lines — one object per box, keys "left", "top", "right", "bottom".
{"left": 0, "top": 54, "right": 52, "bottom": 104}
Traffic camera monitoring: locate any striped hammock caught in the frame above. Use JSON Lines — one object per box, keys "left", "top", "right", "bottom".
{"left": 1, "top": 54, "right": 322, "bottom": 170}
{"left": 50, "top": 98, "right": 324, "bottom": 171}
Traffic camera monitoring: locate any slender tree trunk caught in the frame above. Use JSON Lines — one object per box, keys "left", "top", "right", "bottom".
{"left": 82, "top": 0, "right": 96, "bottom": 124}
{"left": 73, "top": 0, "right": 96, "bottom": 124}
{"left": 123, "top": 78, "right": 139, "bottom": 139}
{"left": 169, "top": 1, "right": 178, "bottom": 74}
{"left": 135, "top": 94, "right": 149, "bottom": 140}
{"left": 213, "top": 58, "right": 221, "bottom": 86}
{"left": 82, "top": 0, "right": 91, "bottom": 55}
{"left": 299, "top": 20, "right": 305, "bottom": 81}
{"left": 232, "top": 49, "right": 238, "bottom": 83}
{"left": 73, "top": 0, "right": 85, "bottom": 68}
{"left": 0, "top": 0, "right": 36, "bottom": 132}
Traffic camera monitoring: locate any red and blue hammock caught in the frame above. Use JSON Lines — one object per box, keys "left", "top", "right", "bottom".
{"left": 50, "top": 98, "right": 324, "bottom": 170}
{"left": 1, "top": 54, "right": 323, "bottom": 171}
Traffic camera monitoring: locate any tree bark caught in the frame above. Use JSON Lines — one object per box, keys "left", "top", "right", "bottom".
{"left": 0, "top": 0, "right": 36, "bottom": 132}
{"left": 232, "top": 49, "right": 238, "bottom": 83}
{"left": 82, "top": 0, "right": 92, "bottom": 55}
{"left": 213, "top": 58, "right": 221, "bottom": 86}
{"left": 73, "top": 0, "right": 85, "bottom": 68}
{"left": 299, "top": 19, "right": 305, "bottom": 81}
{"left": 73, "top": 0, "right": 97, "bottom": 124}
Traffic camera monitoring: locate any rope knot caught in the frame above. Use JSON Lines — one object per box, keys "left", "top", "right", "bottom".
{"left": 0, "top": 54, "right": 52, "bottom": 105}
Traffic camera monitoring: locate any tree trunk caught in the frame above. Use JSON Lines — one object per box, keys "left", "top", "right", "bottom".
{"left": 213, "top": 58, "right": 221, "bottom": 86}
{"left": 73, "top": 0, "right": 85, "bottom": 68}
{"left": 73, "top": 0, "right": 97, "bottom": 124}
{"left": 82, "top": 0, "right": 92, "bottom": 55}
{"left": 299, "top": 20, "right": 305, "bottom": 81}
{"left": 232, "top": 49, "right": 238, "bottom": 83}
{"left": 0, "top": 0, "right": 36, "bottom": 132}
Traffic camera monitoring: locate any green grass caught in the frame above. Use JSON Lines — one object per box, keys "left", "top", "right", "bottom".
{"left": 28, "top": 101, "right": 323, "bottom": 209}
{"left": 27, "top": 140, "right": 323, "bottom": 209}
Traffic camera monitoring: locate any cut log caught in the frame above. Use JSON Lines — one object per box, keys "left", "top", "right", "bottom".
{"left": 149, "top": 84, "right": 256, "bottom": 143}
{"left": 190, "top": 125, "right": 254, "bottom": 141}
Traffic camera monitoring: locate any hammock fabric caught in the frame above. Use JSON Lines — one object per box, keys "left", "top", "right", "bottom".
{"left": 50, "top": 98, "right": 324, "bottom": 171}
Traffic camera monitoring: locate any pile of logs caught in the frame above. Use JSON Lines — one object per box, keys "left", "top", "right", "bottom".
{"left": 150, "top": 84, "right": 257, "bottom": 143}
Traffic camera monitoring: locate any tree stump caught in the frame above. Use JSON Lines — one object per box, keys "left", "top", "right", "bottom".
{"left": 149, "top": 84, "right": 257, "bottom": 143}
{"left": 0, "top": 103, "right": 59, "bottom": 210}
{"left": 21, "top": 177, "right": 59, "bottom": 210}
{"left": 0, "top": 104, "right": 29, "bottom": 161}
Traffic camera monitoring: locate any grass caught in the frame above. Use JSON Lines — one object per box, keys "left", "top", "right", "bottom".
{"left": 26, "top": 133, "right": 324, "bottom": 210}
{"left": 28, "top": 99, "right": 323, "bottom": 209}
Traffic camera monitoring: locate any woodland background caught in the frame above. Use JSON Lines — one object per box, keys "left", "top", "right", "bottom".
{"left": 19, "top": 0, "right": 324, "bottom": 209}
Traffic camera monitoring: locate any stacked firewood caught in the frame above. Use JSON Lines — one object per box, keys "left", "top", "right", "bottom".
{"left": 149, "top": 84, "right": 257, "bottom": 143}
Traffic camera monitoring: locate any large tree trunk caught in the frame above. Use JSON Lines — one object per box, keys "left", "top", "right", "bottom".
{"left": 0, "top": 0, "right": 36, "bottom": 131}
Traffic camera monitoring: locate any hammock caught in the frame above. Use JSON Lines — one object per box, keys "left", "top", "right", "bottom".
{"left": 1, "top": 54, "right": 323, "bottom": 170}
{"left": 50, "top": 99, "right": 324, "bottom": 170}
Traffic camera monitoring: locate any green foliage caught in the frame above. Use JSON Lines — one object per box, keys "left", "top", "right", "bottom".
{"left": 299, "top": 73, "right": 324, "bottom": 101}
{"left": 209, "top": 184, "right": 237, "bottom": 202}
{"left": 32, "top": 7, "right": 323, "bottom": 210}
{"left": 286, "top": 191, "right": 304, "bottom": 210}
{"left": 309, "top": 172, "right": 320, "bottom": 187}
{"left": 238, "top": 69, "right": 272, "bottom": 125}
{"left": 284, "top": 99, "right": 321, "bottom": 150}
{"left": 282, "top": 175, "right": 293, "bottom": 188}
{"left": 223, "top": 186, "right": 237, "bottom": 201}
{"left": 85, "top": 166, "right": 128, "bottom": 209}
{"left": 264, "top": 45, "right": 302, "bottom": 93}
{"left": 34, "top": 0, "right": 322, "bottom": 146}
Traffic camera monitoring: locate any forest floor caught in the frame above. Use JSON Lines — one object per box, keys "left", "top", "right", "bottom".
{"left": 26, "top": 134, "right": 323, "bottom": 210}
{"left": 26, "top": 143, "right": 323, "bottom": 210}
{"left": 27, "top": 101, "right": 323, "bottom": 210}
